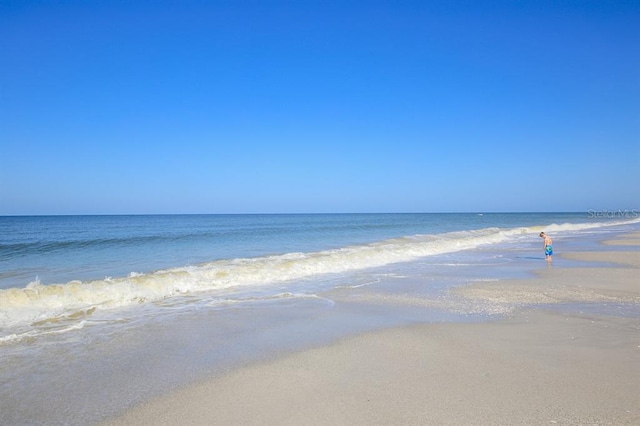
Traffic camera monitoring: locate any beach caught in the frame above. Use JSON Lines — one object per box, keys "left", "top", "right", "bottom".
{"left": 4, "top": 0, "right": 638, "bottom": 424}
{"left": 103, "top": 233, "right": 640, "bottom": 425}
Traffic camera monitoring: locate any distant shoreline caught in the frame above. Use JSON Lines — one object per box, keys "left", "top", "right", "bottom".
{"left": 2, "top": 211, "right": 632, "bottom": 217}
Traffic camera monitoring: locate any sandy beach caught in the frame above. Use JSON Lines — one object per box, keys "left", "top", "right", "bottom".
{"left": 103, "top": 236, "right": 640, "bottom": 425}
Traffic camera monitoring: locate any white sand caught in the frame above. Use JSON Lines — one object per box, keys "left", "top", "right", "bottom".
{"left": 603, "top": 231, "right": 640, "bottom": 247}
{"left": 103, "top": 237, "right": 640, "bottom": 426}
{"left": 561, "top": 251, "right": 640, "bottom": 268}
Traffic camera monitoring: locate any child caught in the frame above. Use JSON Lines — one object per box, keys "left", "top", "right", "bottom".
{"left": 539, "top": 232, "right": 553, "bottom": 265}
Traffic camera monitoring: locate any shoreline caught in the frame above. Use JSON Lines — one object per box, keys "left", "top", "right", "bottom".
{"left": 102, "top": 233, "right": 640, "bottom": 425}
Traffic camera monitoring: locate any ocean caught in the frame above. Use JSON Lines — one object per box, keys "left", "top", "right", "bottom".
{"left": 1, "top": 213, "right": 638, "bottom": 424}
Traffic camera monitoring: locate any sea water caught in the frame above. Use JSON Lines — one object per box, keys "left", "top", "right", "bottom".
{"left": 1, "top": 213, "right": 638, "bottom": 425}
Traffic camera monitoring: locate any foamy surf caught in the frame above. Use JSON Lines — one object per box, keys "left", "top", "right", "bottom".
{"left": 0, "top": 219, "right": 635, "bottom": 337}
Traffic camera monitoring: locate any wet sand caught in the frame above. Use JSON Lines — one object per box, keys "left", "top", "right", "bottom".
{"left": 103, "top": 237, "right": 640, "bottom": 425}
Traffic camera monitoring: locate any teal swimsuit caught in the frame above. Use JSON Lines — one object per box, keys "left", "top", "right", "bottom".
{"left": 545, "top": 245, "right": 553, "bottom": 256}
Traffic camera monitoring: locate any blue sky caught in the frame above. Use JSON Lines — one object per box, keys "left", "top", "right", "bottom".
{"left": 1, "top": 0, "right": 638, "bottom": 214}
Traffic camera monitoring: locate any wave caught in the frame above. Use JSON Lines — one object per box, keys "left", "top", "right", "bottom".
{"left": 0, "top": 219, "right": 635, "bottom": 330}
{"left": 0, "top": 221, "right": 425, "bottom": 260}
{"left": 0, "top": 232, "right": 216, "bottom": 258}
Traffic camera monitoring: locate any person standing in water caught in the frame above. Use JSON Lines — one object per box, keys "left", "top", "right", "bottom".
{"left": 540, "top": 232, "right": 553, "bottom": 265}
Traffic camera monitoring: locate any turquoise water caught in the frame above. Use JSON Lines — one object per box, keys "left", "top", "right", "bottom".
{"left": 0, "top": 213, "right": 638, "bottom": 425}
{"left": 0, "top": 213, "right": 595, "bottom": 288}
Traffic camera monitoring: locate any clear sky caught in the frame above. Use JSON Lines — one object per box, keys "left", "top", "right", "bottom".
{"left": 1, "top": 0, "right": 638, "bottom": 215}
